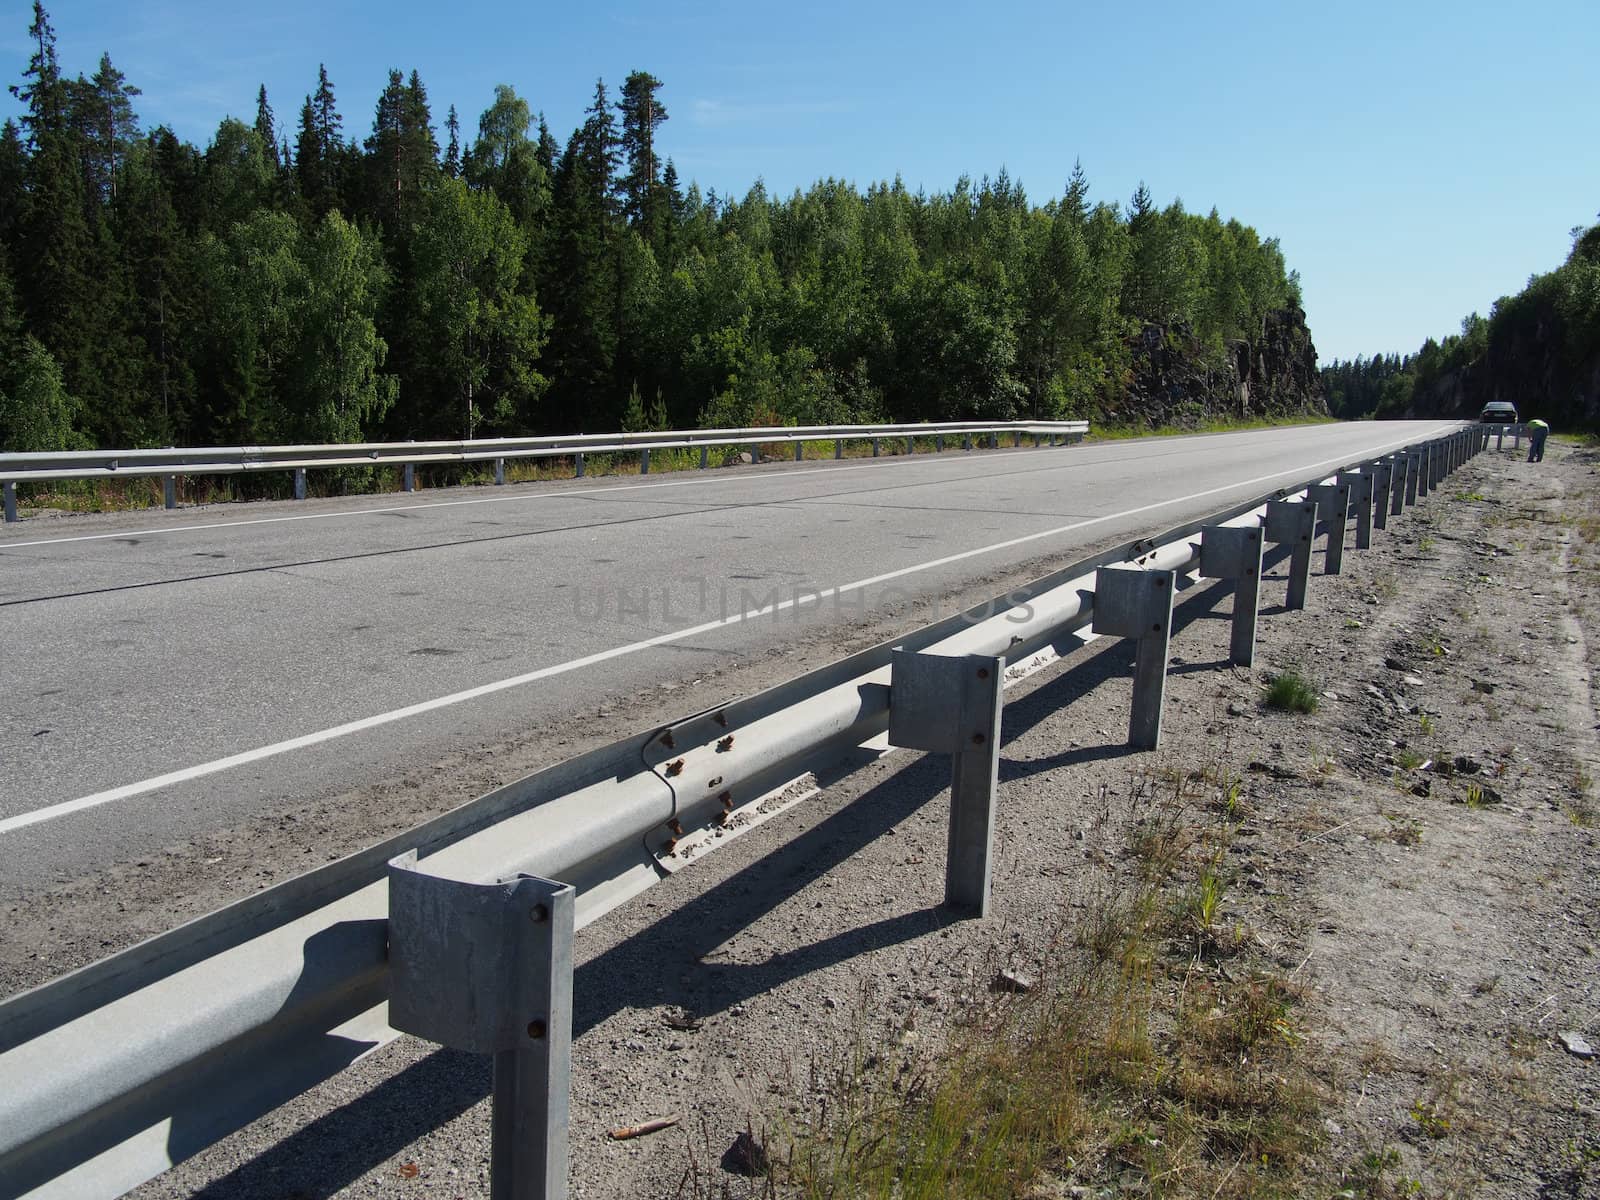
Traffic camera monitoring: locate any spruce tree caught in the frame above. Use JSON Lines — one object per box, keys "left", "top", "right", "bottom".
{"left": 255, "top": 84, "right": 280, "bottom": 170}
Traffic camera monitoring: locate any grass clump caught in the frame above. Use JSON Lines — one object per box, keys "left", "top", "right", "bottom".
{"left": 1264, "top": 669, "right": 1319, "bottom": 714}
{"left": 786, "top": 768, "right": 1322, "bottom": 1200}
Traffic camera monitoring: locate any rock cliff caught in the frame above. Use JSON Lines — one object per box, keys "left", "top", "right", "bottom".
{"left": 1115, "top": 306, "right": 1327, "bottom": 428}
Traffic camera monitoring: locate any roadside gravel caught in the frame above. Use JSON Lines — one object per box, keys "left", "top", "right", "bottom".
{"left": 26, "top": 436, "right": 1600, "bottom": 1198}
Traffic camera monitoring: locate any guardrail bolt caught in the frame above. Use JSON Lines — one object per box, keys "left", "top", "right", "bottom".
{"left": 713, "top": 711, "right": 728, "bottom": 728}
{"left": 716, "top": 735, "right": 735, "bottom": 752}
{"left": 526, "top": 1020, "right": 547, "bottom": 1040}
{"left": 529, "top": 904, "right": 549, "bottom": 924}
{"left": 658, "top": 730, "right": 676, "bottom": 749}
{"left": 665, "top": 759, "right": 684, "bottom": 777}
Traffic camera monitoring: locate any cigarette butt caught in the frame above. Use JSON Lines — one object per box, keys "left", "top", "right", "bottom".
{"left": 607, "top": 1114, "right": 681, "bottom": 1141}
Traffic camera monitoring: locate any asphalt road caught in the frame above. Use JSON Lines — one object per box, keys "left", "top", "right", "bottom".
{"left": 0, "top": 422, "right": 1454, "bottom": 891}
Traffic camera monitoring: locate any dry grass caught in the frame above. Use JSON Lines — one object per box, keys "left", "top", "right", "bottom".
{"left": 783, "top": 768, "right": 1323, "bottom": 1200}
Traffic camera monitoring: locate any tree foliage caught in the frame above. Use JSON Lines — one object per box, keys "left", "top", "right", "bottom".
{"left": 0, "top": 5, "right": 1307, "bottom": 456}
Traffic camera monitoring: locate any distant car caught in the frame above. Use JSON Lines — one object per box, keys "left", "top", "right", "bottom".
{"left": 1479, "top": 402, "right": 1518, "bottom": 424}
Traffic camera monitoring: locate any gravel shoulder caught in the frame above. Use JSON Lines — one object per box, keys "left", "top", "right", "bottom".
{"left": 18, "top": 436, "right": 1600, "bottom": 1198}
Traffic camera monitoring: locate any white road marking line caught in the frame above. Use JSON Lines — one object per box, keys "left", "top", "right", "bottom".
{"left": 0, "top": 425, "right": 1457, "bottom": 835}
{"left": 0, "top": 423, "right": 1391, "bottom": 551}
{"left": 0, "top": 450, "right": 1064, "bottom": 549}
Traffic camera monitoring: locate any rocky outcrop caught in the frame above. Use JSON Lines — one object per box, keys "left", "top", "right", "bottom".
{"left": 1117, "top": 306, "right": 1327, "bottom": 428}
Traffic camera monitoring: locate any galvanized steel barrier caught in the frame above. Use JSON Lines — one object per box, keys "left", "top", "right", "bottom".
{"left": 0, "top": 420, "right": 1090, "bottom": 522}
{"left": 0, "top": 424, "right": 1488, "bottom": 1199}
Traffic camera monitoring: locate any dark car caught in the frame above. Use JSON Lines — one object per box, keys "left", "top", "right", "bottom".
{"left": 1479, "top": 402, "right": 1518, "bottom": 424}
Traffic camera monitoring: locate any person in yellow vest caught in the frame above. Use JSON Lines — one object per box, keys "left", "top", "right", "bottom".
{"left": 1527, "top": 418, "right": 1549, "bottom": 463}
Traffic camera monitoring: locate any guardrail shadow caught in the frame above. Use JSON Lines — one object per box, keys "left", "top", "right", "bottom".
{"left": 184, "top": 557, "right": 1261, "bottom": 1198}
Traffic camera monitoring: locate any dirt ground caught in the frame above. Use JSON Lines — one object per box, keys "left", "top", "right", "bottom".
{"left": 10, "top": 436, "right": 1600, "bottom": 1198}
{"left": 528, "top": 436, "right": 1600, "bottom": 1199}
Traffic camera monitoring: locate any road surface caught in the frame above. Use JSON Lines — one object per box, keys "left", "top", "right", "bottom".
{"left": 0, "top": 421, "right": 1454, "bottom": 894}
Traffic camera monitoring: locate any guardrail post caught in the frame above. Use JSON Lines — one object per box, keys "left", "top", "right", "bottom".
{"left": 1199, "top": 525, "right": 1264, "bottom": 666}
{"left": 1265, "top": 499, "right": 1316, "bottom": 610}
{"left": 495, "top": 458, "right": 506, "bottom": 486}
{"left": 989, "top": 432, "right": 999, "bottom": 449}
{"left": 1337, "top": 470, "right": 1374, "bottom": 550}
{"left": 163, "top": 474, "right": 177, "bottom": 510}
{"left": 403, "top": 463, "right": 416, "bottom": 492}
{"left": 872, "top": 438, "right": 880, "bottom": 458}
{"left": 1495, "top": 427, "right": 1504, "bottom": 451}
{"left": 1406, "top": 452, "right": 1421, "bottom": 503}
{"left": 889, "top": 649, "right": 1005, "bottom": 916}
{"left": 962, "top": 433, "right": 972, "bottom": 451}
{"left": 640, "top": 448, "right": 650, "bottom": 475}
{"left": 293, "top": 468, "right": 307, "bottom": 501}
{"left": 389, "top": 852, "right": 574, "bottom": 1200}
{"left": 700, "top": 445, "right": 709, "bottom": 469}
{"left": 3, "top": 481, "right": 16, "bottom": 523}
{"left": 1091, "top": 567, "right": 1176, "bottom": 749}
{"left": 1513, "top": 426, "right": 1523, "bottom": 450}
{"left": 834, "top": 439, "right": 843, "bottom": 460}
{"left": 1388, "top": 456, "right": 1407, "bottom": 516}
{"left": 936, "top": 435, "right": 944, "bottom": 452}
{"left": 1013, "top": 431, "right": 1022, "bottom": 448}
{"left": 795, "top": 442, "right": 804, "bottom": 462}
{"left": 1307, "top": 481, "right": 1350, "bottom": 575}
{"left": 1373, "top": 461, "right": 1392, "bottom": 530}
{"left": 575, "top": 453, "right": 585, "bottom": 478}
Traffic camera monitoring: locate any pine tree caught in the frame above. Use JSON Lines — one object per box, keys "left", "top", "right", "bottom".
{"left": 616, "top": 71, "right": 668, "bottom": 245}
{"left": 83, "top": 52, "right": 140, "bottom": 202}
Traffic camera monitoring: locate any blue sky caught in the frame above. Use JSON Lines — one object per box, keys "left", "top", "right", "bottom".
{"left": 3, "top": 0, "right": 1596, "bottom": 363}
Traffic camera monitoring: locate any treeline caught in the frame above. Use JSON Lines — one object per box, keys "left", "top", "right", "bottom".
{"left": 0, "top": 2, "right": 1305, "bottom": 454}
{"left": 1323, "top": 219, "right": 1600, "bottom": 428}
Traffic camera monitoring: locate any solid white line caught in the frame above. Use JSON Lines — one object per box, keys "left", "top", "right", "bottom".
{"left": 0, "top": 422, "right": 1405, "bottom": 551}
{"left": 0, "top": 449, "right": 1062, "bottom": 549}
{"left": 0, "top": 424, "right": 1457, "bottom": 835}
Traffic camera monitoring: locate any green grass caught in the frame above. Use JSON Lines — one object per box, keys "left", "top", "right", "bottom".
{"left": 1085, "top": 411, "right": 1337, "bottom": 442}
{"left": 1264, "top": 669, "right": 1319, "bottom": 714}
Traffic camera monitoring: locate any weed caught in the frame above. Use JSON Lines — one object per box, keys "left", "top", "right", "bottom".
{"left": 1265, "top": 668, "right": 1319, "bottom": 714}
{"left": 1395, "top": 749, "right": 1425, "bottom": 770}
{"left": 1418, "top": 535, "right": 1436, "bottom": 554}
{"left": 1417, "top": 713, "right": 1435, "bottom": 737}
{"left": 1408, "top": 1098, "right": 1451, "bottom": 1140}
{"left": 786, "top": 766, "right": 1321, "bottom": 1200}
{"left": 1383, "top": 814, "right": 1423, "bottom": 847}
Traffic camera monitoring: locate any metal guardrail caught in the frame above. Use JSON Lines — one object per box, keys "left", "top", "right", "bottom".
{"left": 0, "top": 420, "right": 1090, "bottom": 522}
{"left": 0, "top": 425, "right": 1484, "bottom": 1199}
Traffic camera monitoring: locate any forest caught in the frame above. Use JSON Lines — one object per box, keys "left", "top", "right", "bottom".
{"left": 0, "top": 2, "right": 1309, "bottom": 455}
{"left": 1322, "top": 219, "right": 1600, "bottom": 430}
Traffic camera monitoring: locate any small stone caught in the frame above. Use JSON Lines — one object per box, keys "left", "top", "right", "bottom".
{"left": 1403, "top": 675, "right": 1426, "bottom": 687}
{"left": 1454, "top": 755, "right": 1482, "bottom": 775}
{"left": 1227, "top": 701, "right": 1248, "bottom": 717}
{"left": 1385, "top": 656, "right": 1410, "bottom": 671}
{"left": 1559, "top": 1031, "right": 1594, "bottom": 1059}
{"left": 1325, "top": 1117, "right": 1344, "bottom": 1135}
{"left": 1411, "top": 779, "right": 1431, "bottom": 797}
{"left": 990, "top": 969, "right": 1035, "bottom": 994}
{"left": 1322, "top": 690, "right": 1339, "bottom": 701}
{"left": 822, "top": 996, "right": 838, "bottom": 1010}
{"left": 1471, "top": 679, "right": 1497, "bottom": 694}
